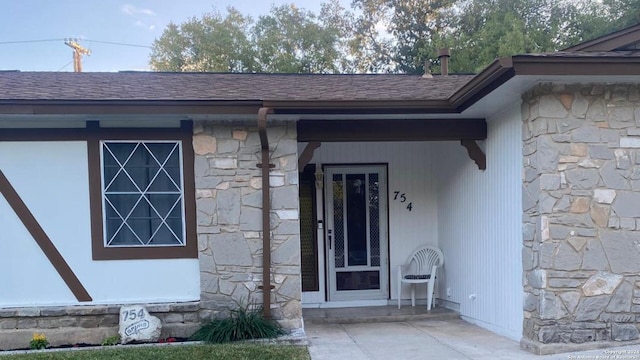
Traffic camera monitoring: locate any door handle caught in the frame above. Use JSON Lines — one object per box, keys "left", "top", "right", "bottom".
{"left": 327, "top": 229, "right": 332, "bottom": 250}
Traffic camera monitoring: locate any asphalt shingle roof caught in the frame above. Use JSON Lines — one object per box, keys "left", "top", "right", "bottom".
{"left": 0, "top": 72, "right": 474, "bottom": 102}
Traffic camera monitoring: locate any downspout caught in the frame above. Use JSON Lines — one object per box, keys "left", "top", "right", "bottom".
{"left": 258, "top": 107, "right": 274, "bottom": 319}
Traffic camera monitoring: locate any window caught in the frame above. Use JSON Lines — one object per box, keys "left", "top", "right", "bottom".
{"left": 102, "top": 141, "right": 185, "bottom": 247}
{"left": 88, "top": 123, "right": 197, "bottom": 260}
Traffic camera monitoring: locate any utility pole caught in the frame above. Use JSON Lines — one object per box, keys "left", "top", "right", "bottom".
{"left": 64, "top": 39, "right": 91, "bottom": 72}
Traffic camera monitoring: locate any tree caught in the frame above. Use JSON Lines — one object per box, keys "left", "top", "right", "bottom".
{"left": 150, "top": 0, "right": 638, "bottom": 74}
{"left": 149, "top": 2, "right": 353, "bottom": 73}
{"left": 440, "top": 0, "right": 571, "bottom": 73}
{"left": 350, "top": 0, "right": 456, "bottom": 74}
{"left": 150, "top": 8, "right": 256, "bottom": 72}
{"left": 560, "top": 0, "right": 640, "bottom": 47}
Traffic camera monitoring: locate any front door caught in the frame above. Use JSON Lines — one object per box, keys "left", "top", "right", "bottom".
{"left": 325, "top": 165, "right": 388, "bottom": 301}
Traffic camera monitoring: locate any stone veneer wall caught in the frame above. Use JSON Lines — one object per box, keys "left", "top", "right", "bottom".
{"left": 0, "top": 302, "right": 200, "bottom": 350}
{"left": 522, "top": 83, "right": 640, "bottom": 353}
{"left": 193, "top": 120, "right": 302, "bottom": 331}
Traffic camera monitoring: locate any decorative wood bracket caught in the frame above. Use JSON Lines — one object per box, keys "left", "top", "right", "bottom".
{"left": 460, "top": 140, "right": 486, "bottom": 170}
{"left": 298, "top": 141, "right": 321, "bottom": 170}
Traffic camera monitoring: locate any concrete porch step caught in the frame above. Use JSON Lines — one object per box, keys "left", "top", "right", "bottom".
{"left": 303, "top": 305, "right": 459, "bottom": 325}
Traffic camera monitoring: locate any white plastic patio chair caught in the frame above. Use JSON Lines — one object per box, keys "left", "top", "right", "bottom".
{"left": 397, "top": 245, "right": 444, "bottom": 310}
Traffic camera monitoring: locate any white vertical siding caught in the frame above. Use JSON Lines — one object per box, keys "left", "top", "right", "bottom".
{"left": 301, "top": 142, "right": 438, "bottom": 300}
{"left": 435, "top": 103, "right": 523, "bottom": 340}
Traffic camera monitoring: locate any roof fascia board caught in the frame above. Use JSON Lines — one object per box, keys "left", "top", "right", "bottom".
{"left": 264, "top": 100, "right": 455, "bottom": 114}
{"left": 0, "top": 100, "right": 263, "bottom": 115}
{"left": 564, "top": 24, "right": 640, "bottom": 51}
{"left": 449, "top": 57, "right": 515, "bottom": 112}
{"left": 511, "top": 55, "right": 640, "bottom": 75}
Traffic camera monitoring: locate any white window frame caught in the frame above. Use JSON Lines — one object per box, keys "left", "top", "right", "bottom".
{"left": 100, "top": 140, "right": 187, "bottom": 248}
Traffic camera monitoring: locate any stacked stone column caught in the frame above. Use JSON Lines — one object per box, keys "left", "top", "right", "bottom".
{"left": 522, "top": 84, "right": 640, "bottom": 351}
{"left": 193, "top": 120, "right": 302, "bottom": 331}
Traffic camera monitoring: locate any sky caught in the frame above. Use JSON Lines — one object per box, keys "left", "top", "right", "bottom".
{"left": 0, "top": 0, "right": 351, "bottom": 72}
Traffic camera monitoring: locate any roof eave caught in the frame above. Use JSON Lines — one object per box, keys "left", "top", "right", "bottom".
{"left": 449, "top": 57, "right": 515, "bottom": 112}
{"left": 449, "top": 54, "right": 640, "bottom": 112}
{"left": 563, "top": 23, "right": 640, "bottom": 51}
{"left": 263, "top": 99, "right": 456, "bottom": 115}
{"left": 0, "top": 99, "right": 264, "bottom": 115}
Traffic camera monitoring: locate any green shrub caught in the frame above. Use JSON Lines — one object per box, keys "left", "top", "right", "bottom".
{"left": 190, "top": 304, "right": 285, "bottom": 343}
{"left": 101, "top": 334, "right": 121, "bottom": 346}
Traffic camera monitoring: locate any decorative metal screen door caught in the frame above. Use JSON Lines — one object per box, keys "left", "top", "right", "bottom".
{"left": 325, "top": 165, "right": 388, "bottom": 301}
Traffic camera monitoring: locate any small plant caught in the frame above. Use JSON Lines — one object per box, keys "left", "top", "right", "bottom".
{"left": 101, "top": 334, "right": 121, "bottom": 346}
{"left": 190, "top": 303, "right": 284, "bottom": 343}
{"left": 29, "top": 333, "right": 49, "bottom": 350}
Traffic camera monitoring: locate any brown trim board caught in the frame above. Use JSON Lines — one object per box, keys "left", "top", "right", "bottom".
{"left": 564, "top": 23, "right": 640, "bottom": 51}
{"left": 90, "top": 123, "right": 198, "bottom": 260}
{"left": 298, "top": 119, "right": 487, "bottom": 142}
{"left": 0, "top": 169, "right": 92, "bottom": 302}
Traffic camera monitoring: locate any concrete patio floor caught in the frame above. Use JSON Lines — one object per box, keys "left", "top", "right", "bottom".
{"left": 305, "top": 317, "right": 640, "bottom": 360}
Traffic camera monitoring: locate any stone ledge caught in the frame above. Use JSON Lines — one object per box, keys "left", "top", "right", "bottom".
{"left": 521, "top": 337, "right": 640, "bottom": 355}
{"left": 0, "top": 301, "right": 201, "bottom": 319}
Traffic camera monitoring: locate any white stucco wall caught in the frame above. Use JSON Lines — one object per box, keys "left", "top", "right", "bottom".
{"left": 435, "top": 103, "right": 523, "bottom": 340}
{"left": 0, "top": 141, "right": 199, "bottom": 307}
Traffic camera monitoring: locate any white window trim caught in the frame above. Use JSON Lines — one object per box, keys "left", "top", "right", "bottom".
{"left": 99, "top": 140, "right": 187, "bottom": 248}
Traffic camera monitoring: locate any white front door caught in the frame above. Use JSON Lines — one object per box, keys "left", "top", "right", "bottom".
{"left": 325, "top": 165, "right": 388, "bottom": 301}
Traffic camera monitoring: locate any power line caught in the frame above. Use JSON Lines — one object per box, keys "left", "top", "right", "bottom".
{"left": 85, "top": 39, "right": 152, "bottom": 49}
{"left": 0, "top": 38, "right": 65, "bottom": 45}
{"left": 0, "top": 38, "right": 151, "bottom": 48}
{"left": 56, "top": 60, "right": 73, "bottom": 72}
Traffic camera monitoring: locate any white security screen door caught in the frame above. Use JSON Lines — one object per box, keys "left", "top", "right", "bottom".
{"left": 325, "top": 165, "right": 388, "bottom": 301}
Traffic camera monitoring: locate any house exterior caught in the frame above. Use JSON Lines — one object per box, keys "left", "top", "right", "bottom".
{"left": 1, "top": 24, "right": 640, "bottom": 354}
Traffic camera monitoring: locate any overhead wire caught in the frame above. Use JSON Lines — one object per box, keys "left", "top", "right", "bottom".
{"left": 56, "top": 61, "right": 73, "bottom": 72}
{"left": 0, "top": 38, "right": 151, "bottom": 48}
{"left": 0, "top": 38, "right": 66, "bottom": 45}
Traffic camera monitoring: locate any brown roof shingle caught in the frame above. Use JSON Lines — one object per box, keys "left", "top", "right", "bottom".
{"left": 0, "top": 72, "right": 473, "bottom": 102}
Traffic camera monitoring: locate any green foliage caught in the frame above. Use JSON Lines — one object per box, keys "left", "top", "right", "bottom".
{"left": 190, "top": 304, "right": 285, "bottom": 343}
{"left": 28, "top": 333, "right": 49, "bottom": 350}
{"left": 149, "top": 0, "right": 639, "bottom": 74}
{"left": 150, "top": 2, "right": 353, "bottom": 73}
{"left": 101, "top": 334, "right": 121, "bottom": 346}
{"left": 4, "top": 344, "right": 310, "bottom": 360}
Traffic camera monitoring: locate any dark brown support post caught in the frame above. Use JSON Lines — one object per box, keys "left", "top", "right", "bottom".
{"left": 0, "top": 169, "right": 92, "bottom": 302}
{"left": 258, "top": 107, "right": 275, "bottom": 319}
{"left": 461, "top": 139, "right": 487, "bottom": 170}
{"left": 298, "top": 141, "right": 320, "bottom": 170}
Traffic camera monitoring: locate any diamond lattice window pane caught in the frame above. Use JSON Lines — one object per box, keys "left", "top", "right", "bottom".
{"left": 333, "top": 174, "right": 345, "bottom": 268}
{"left": 369, "top": 173, "right": 380, "bottom": 267}
{"left": 102, "top": 141, "right": 184, "bottom": 247}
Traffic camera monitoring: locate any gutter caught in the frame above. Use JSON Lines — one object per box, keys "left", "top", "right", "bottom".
{"left": 257, "top": 107, "right": 274, "bottom": 319}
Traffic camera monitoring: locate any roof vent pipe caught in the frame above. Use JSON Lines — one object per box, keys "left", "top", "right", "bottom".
{"left": 438, "top": 48, "right": 450, "bottom": 76}
{"left": 422, "top": 60, "right": 433, "bottom": 78}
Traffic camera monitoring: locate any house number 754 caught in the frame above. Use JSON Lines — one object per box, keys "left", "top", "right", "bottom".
{"left": 393, "top": 191, "right": 413, "bottom": 211}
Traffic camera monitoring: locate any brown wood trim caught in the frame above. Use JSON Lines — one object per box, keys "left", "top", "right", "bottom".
{"left": 0, "top": 169, "right": 92, "bottom": 302}
{"left": 298, "top": 119, "right": 487, "bottom": 142}
{"left": 461, "top": 140, "right": 486, "bottom": 170}
{"left": 448, "top": 57, "right": 515, "bottom": 112}
{"left": 298, "top": 141, "right": 320, "bottom": 170}
{"left": 564, "top": 24, "right": 640, "bottom": 51}
{"left": 512, "top": 56, "right": 640, "bottom": 76}
{"left": 0, "top": 127, "right": 195, "bottom": 142}
{"left": 0, "top": 101, "right": 263, "bottom": 116}
{"left": 90, "top": 123, "right": 198, "bottom": 260}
